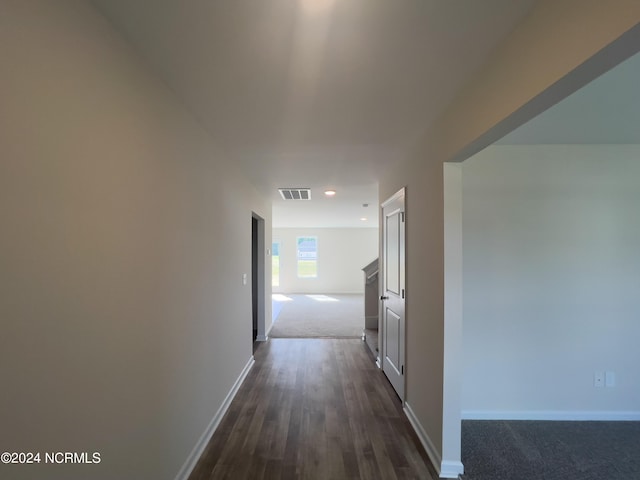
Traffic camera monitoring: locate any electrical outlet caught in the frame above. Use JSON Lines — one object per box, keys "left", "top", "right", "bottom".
{"left": 594, "top": 371, "right": 604, "bottom": 388}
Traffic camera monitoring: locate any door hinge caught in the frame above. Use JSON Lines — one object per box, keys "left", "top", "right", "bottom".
{"left": 401, "top": 289, "right": 405, "bottom": 299}
{"left": 401, "top": 211, "right": 405, "bottom": 222}
{"left": 401, "top": 365, "right": 404, "bottom": 375}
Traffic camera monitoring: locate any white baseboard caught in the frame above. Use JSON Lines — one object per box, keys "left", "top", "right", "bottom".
{"left": 174, "top": 356, "right": 255, "bottom": 480}
{"left": 263, "top": 321, "right": 274, "bottom": 340}
{"left": 462, "top": 410, "right": 640, "bottom": 421}
{"left": 404, "top": 402, "right": 444, "bottom": 477}
{"left": 255, "top": 335, "right": 268, "bottom": 341}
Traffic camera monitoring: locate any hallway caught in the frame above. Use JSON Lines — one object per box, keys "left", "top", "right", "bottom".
{"left": 188, "top": 339, "right": 437, "bottom": 480}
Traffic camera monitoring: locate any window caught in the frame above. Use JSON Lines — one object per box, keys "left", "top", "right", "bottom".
{"left": 272, "top": 241, "right": 280, "bottom": 287}
{"left": 296, "top": 236, "right": 318, "bottom": 278}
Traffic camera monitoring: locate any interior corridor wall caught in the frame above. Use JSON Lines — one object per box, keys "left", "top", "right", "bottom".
{"left": 272, "top": 227, "right": 378, "bottom": 294}
{"left": 461, "top": 145, "right": 640, "bottom": 419}
{"left": 0, "top": 1, "right": 271, "bottom": 479}
{"left": 379, "top": 3, "right": 640, "bottom": 476}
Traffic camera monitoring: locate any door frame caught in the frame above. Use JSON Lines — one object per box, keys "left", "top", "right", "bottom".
{"left": 251, "top": 213, "right": 267, "bottom": 342}
{"left": 380, "top": 187, "right": 406, "bottom": 401}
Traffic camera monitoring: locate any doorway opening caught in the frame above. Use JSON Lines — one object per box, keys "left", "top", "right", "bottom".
{"left": 251, "top": 213, "right": 266, "bottom": 348}
{"left": 447, "top": 49, "right": 640, "bottom": 480}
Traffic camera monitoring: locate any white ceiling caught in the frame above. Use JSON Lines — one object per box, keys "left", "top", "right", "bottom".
{"left": 89, "top": 0, "right": 536, "bottom": 227}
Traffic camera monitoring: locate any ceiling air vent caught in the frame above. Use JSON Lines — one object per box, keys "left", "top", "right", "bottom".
{"left": 278, "top": 188, "right": 311, "bottom": 200}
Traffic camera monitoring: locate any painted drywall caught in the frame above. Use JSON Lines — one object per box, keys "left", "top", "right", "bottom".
{"left": 433, "top": 0, "right": 640, "bottom": 164}
{"left": 379, "top": 2, "right": 640, "bottom": 476}
{"left": 379, "top": 156, "right": 446, "bottom": 468}
{"left": 461, "top": 145, "right": 640, "bottom": 418}
{"left": 0, "top": 2, "right": 270, "bottom": 479}
{"left": 442, "top": 164, "right": 464, "bottom": 473}
{"left": 272, "top": 228, "right": 378, "bottom": 294}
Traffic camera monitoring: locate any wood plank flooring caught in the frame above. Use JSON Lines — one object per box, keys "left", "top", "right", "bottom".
{"left": 189, "top": 338, "right": 438, "bottom": 480}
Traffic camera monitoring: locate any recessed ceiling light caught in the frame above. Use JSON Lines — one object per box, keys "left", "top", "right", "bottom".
{"left": 360, "top": 217, "right": 367, "bottom": 221}
{"left": 324, "top": 190, "right": 336, "bottom": 197}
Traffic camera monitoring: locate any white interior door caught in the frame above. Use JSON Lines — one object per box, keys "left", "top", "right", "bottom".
{"left": 381, "top": 188, "right": 405, "bottom": 400}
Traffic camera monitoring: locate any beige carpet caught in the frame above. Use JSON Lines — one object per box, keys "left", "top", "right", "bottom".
{"left": 269, "top": 294, "right": 365, "bottom": 338}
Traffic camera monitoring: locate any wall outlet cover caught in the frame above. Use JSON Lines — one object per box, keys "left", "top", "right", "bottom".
{"left": 594, "top": 372, "right": 604, "bottom": 388}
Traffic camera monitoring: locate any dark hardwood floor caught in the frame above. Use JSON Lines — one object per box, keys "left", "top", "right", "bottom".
{"left": 189, "top": 338, "right": 438, "bottom": 480}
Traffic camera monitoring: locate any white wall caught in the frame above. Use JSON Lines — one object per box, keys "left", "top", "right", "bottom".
{"left": 379, "top": 4, "right": 640, "bottom": 475}
{"left": 380, "top": 153, "right": 447, "bottom": 473}
{"left": 442, "top": 164, "right": 464, "bottom": 473}
{"left": 0, "top": 2, "right": 270, "bottom": 479}
{"left": 272, "top": 228, "right": 377, "bottom": 294}
{"left": 461, "top": 145, "right": 640, "bottom": 419}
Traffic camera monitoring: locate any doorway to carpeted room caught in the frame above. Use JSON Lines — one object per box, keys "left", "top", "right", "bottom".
{"left": 270, "top": 294, "right": 364, "bottom": 338}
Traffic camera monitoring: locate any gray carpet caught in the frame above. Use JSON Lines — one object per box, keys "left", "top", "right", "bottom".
{"left": 461, "top": 420, "right": 640, "bottom": 480}
{"left": 269, "top": 294, "right": 364, "bottom": 338}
